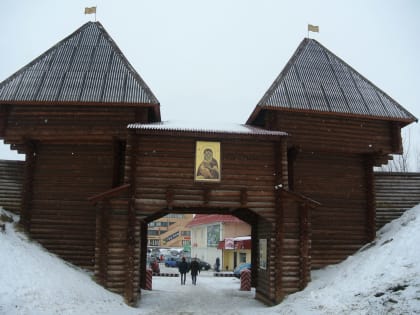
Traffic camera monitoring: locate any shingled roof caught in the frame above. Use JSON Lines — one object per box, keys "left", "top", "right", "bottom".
{"left": 0, "top": 21, "right": 160, "bottom": 111}
{"left": 247, "top": 38, "right": 417, "bottom": 125}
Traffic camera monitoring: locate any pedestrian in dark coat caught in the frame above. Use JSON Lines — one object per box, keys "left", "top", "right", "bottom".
{"left": 178, "top": 257, "right": 189, "bottom": 285}
{"left": 190, "top": 258, "right": 200, "bottom": 285}
{"left": 215, "top": 257, "right": 220, "bottom": 272}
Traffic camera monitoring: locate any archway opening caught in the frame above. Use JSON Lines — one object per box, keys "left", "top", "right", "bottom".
{"left": 142, "top": 208, "right": 256, "bottom": 290}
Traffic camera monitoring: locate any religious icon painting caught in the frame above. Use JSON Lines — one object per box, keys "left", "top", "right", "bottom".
{"left": 195, "top": 141, "right": 221, "bottom": 182}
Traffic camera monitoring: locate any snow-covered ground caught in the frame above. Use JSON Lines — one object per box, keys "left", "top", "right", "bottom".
{"left": 1, "top": 204, "right": 420, "bottom": 315}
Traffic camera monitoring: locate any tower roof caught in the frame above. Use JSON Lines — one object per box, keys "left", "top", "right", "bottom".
{"left": 0, "top": 21, "right": 160, "bottom": 115}
{"left": 247, "top": 38, "right": 417, "bottom": 125}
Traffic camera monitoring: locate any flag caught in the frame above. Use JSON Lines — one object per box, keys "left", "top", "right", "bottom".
{"left": 308, "top": 24, "right": 319, "bottom": 33}
{"left": 84, "top": 7, "right": 96, "bottom": 14}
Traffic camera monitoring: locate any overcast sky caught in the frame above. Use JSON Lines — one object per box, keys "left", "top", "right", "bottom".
{"left": 0, "top": 0, "right": 419, "bottom": 164}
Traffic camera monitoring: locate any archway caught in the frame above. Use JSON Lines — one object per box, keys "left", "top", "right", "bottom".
{"left": 140, "top": 207, "right": 259, "bottom": 289}
{"left": 89, "top": 123, "right": 318, "bottom": 306}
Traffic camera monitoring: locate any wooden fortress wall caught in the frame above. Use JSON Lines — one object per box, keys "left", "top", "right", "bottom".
{"left": 0, "top": 104, "right": 151, "bottom": 270}
{"left": 125, "top": 133, "right": 300, "bottom": 303}
{"left": 375, "top": 172, "right": 420, "bottom": 229}
{"left": 0, "top": 159, "right": 23, "bottom": 213}
{"left": 266, "top": 111, "right": 402, "bottom": 268}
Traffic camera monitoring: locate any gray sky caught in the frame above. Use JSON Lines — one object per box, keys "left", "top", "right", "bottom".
{"left": 0, "top": 0, "right": 419, "bottom": 166}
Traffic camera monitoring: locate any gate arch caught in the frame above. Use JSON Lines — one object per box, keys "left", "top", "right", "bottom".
{"left": 141, "top": 206, "right": 261, "bottom": 288}
{"left": 89, "top": 123, "right": 319, "bottom": 306}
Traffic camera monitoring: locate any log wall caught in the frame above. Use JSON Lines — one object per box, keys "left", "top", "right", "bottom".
{"left": 268, "top": 111, "right": 398, "bottom": 154}
{"left": 294, "top": 151, "right": 369, "bottom": 268}
{"left": 28, "top": 143, "right": 115, "bottom": 270}
{"left": 255, "top": 218, "right": 276, "bottom": 303}
{"left": 0, "top": 104, "right": 151, "bottom": 270}
{"left": 94, "top": 196, "right": 141, "bottom": 303}
{"left": 0, "top": 159, "right": 24, "bottom": 213}
{"left": 268, "top": 111, "right": 394, "bottom": 269}
{"left": 130, "top": 135, "right": 280, "bottom": 221}
{"left": 375, "top": 172, "right": 420, "bottom": 229}
{"left": 3, "top": 105, "right": 141, "bottom": 147}
{"left": 129, "top": 133, "right": 294, "bottom": 304}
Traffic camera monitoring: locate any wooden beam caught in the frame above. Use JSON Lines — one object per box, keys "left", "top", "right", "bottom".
{"left": 124, "top": 197, "right": 136, "bottom": 305}
{"left": 299, "top": 203, "right": 310, "bottom": 289}
{"left": 274, "top": 141, "right": 284, "bottom": 302}
{"left": 280, "top": 189, "right": 321, "bottom": 208}
{"left": 0, "top": 105, "right": 10, "bottom": 136}
{"left": 240, "top": 188, "right": 247, "bottom": 206}
{"left": 87, "top": 184, "right": 131, "bottom": 204}
{"left": 139, "top": 220, "right": 148, "bottom": 290}
{"left": 20, "top": 140, "right": 36, "bottom": 232}
{"left": 287, "top": 146, "right": 300, "bottom": 191}
{"left": 365, "top": 154, "right": 376, "bottom": 242}
{"left": 96, "top": 200, "right": 110, "bottom": 286}
{"left": 390, "top": 122, "right": 403, "bottom": 154}
{"left": 166, "top": 187, "right": 174, "bottom": 210}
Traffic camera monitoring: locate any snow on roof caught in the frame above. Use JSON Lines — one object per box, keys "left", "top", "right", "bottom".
{"left": 233, "top": 236, "right": 251, "bottom": 241}
{"left": 128, "top": 120, "right": 287, "bottom": 137}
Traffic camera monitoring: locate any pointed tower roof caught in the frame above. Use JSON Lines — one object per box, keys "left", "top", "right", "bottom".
{"left": 0, "top": 22, "right": 160, "bottom": 118}
{"left": 247, "top": 38, "right": 417, "bottom": 126}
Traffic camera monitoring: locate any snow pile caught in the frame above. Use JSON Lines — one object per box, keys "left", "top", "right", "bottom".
{"left": 278, "top": 203, "right": 420, "bottom": 314}
{"left": 1, "top": 204, "right": 420, "bottom": 315}
{"left": 0, "top": 209, "right": 137, "bottom": 315}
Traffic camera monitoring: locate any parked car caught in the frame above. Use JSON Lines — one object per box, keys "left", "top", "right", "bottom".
{"left": 196, "top": 258, "right": 211, "bottom": 271}
{"left": 233, "top": 263, "right": 251, "bottom": 278}
{"left": 164, "top": 256, "right": 178, "bottom": 267}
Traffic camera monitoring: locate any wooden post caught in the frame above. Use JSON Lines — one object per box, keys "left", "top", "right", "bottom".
{"left": 112, "top": 138, "right": 126, "bottom": 188}
{"left": 20, "top": 140, "right": 36, "bottom": 232}
{"left": 365, "top": 154, "right": 376, "bottom": 242}
{"left": 139, "top": 219, "right": 148, "bottom": 289}
{"left": 287, "top": 147, "right": 299, "bottom": 191}
{"left": 124, "top": 131, "right": 139, "bottom": 304}
{"left": 96, "top": 200, "right": 110, "bottom": 286}
{"left": 250, "top": 221, "right": 258, "bottom": 288}
{"left": 240, "top": 189, "right": 247, "bottom": 207}
{"left": 299, "top": 203, "right": 310, "bottom": 289}
{"left": 124, "top": 197, "right": 136, "bottom": 305}
{"left": 274, "top": 141, "right": 284, "bottom": 302}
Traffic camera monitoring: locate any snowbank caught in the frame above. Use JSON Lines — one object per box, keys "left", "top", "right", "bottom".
{"left": 0, "top": 209, "right": 137, "bottom": 315}
{"left": 278, "top": 203, "right": 420, "bottom": 314}
{"left": 1, "top": 204, "right": 419, "bottom": 314}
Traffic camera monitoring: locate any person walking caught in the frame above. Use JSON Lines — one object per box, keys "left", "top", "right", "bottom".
{"left": 190, "top": 257, "right": 200, "bottom": 285}
{"left": 215, "top": 257, "right": 220, "bottom": 272}
{"left": 178, "top": 257, "right": 189, "bottom": 285}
